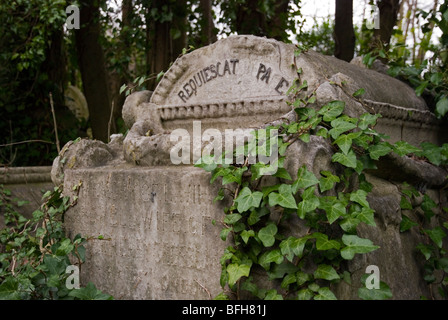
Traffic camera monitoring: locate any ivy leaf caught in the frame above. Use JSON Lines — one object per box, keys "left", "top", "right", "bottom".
{"left": 318, "top": 197, "right": 346, "bottom": 224}
{"left": 226, "top": 263, "right": 251, "bottom": 286}
{"left": 417, "top": 142, "right": 442, "bottom": 165}
{"left": 297, "top": 186, "right": 319, "bottom": 219}
{"left": 353, "top": 88, "right": 366, "bottom": 97}
{"left": 436, "top": 97, "right": 448, "bottom": 118}
{"left": 313, "top": 264, "right": 340, "bottom": 281}
{"left": 424, "top": 227, "right": 447, "bottom": 249}
{"left": 264, "top": 289, "right": 283, "bottom": 300}
{"left": 349, "top": 189, "right": 370, "bottom": 208}
{"left": 258, "top": 224, "right": 278, "bottom": 247}
{"left": 328, "top": 118, "right": 357, "bottom": 139}
{"left": 421, "top": 194, "right": 437, "bottom": 220}
{"left": 258, "top": 249, "right": 284, "bottom": 270}
{"left": 314, "top": 287, "right": 337, "bottom": 300}
{"left": 341, "top": 234, "right": 379, "bottom": 260}
{"left": 399, "top": 215, "right": 418, "bottom": 232}
{"left": 234, "top": 187, "right": 263, "bottom": 213}
{"left": 368, "top": 142, "right": 392, "bottom": 160}
{"left": 313, "top": 232, "right": 341, "bottom": 251}
{"left": 416, "top": 243, "right": 434, "bottom": 260}
{"left": 354, "top": 207, "right": 376, "bottom": 226}
{"left": 273, "top": 168, "right": 292, "bottom": 180}
{"left": 334, "top": 134, "right": 353, "bottom": 155}
{"left": 268, "top": 184, "right": 297, "bottom": 209}
{"left": 318, "top": 100, "right": 345, "bottom": 122}
{"left": 358, "top": 113, "right": 381, "bottom": 130}
{"left": 331, "top": 150, "right": 357, "bottom": 168}
{"left": 400, "top": 195, "right": 413, "bottom": 210}
{"left": 55, "top": 238, "right": 75, "bottom": 256}
{"left": 241, "top": 230, "right": 255, "bottom": 244}
{"left": 68, "top": 282, "right": 113, "bottom": 300}
{"left": 0, "top": 277, "right": 20, "bottom": 300}
{"left": 358, "top": 277, "right": 393, "bottom": 300}
{"left": 319, "top": 171, "right": 340, "bottom": 193}
{"left": 280, "top": 236, "right": 310, "bottom": 262}
{"left": 224, "top": 214, "right": 242, "bottom": 225}
{"left": 297, "top": 288, "right": 314, "bottom": 300}
{"left": 292, "top": 165, "right": 319, "bottom": 193}
{"left": 392, "top": 141, "right": 421, "bottom": 157}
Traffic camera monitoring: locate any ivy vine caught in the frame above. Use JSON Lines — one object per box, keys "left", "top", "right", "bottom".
{"left": 195, "top": 49, "right": 448, "bottom": 300}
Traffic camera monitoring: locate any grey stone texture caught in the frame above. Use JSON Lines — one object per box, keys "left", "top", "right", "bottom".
{"left": 53, "top": 35, "right": 448, "bottom": 299}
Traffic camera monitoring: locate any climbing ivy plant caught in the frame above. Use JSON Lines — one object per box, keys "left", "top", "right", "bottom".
{"left": 196, "top": 49, "right": 448, "bottom": 300}
{"left": 0, "top": 184, "right": 112, "bottom": 300}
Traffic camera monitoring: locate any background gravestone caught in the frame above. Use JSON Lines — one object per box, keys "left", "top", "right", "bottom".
{"left": 53, "top": 35, "right": 447, "bottom": 299}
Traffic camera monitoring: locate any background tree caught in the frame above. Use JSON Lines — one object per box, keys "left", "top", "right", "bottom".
{"left": 334, "top": 0, "right": 356, "bottom": 61}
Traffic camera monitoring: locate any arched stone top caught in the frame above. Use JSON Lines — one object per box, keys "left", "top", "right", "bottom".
{"left": 150, "top": 35, "right": 298, "bottom": 106}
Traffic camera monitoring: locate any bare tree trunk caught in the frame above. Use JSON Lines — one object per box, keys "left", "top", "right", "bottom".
{"left": 75, "top": 0, "right": 112, "bottom": 142}
{"left": 375, "top": 0, "right": 401, "bottom": 48}
{"left": 199, "top": 0, "right": 217, "bottom": 45}
{"left": 334, "top": 0, "right": 355, "bottom": 62}
{"left": 146, "top": 0, "right": 187, "bottom": 90}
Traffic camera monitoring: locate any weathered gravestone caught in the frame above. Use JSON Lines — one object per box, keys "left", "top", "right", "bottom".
{"left": 52, "top": 35, "right": 447, "bottom": 299}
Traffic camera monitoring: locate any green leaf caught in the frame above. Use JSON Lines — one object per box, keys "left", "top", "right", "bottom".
{"left": 416, "top": 243, "right": 433, "bottom": 260}
{"left": 424, "top": 227, "right": 446, "bottom": 249}
{"left": 358, "top": 113, "right": 381, "bottom": 130}
{"left": 273, "top": 168, "right": 292, "bottom": 180}
{"left": 224, "top": 214, "right": 242, "bottom": 225}
{"left": 349, "top": 189, "right": 370, "bottom": 208}
{"left": 241, "top": 230, "right": 255, "bottom": 244}
{"left": 417, "top": 142, "right": 442, "bottom": 165}
{"left": 331, "top": 150, "right": 357, "bottom": 168}
{"left": 314, "top": 287, "right": 337, "bottom": 300}
{"left": 400, "top": 195, "right": 413, "bottom": 210}
{"left": 297, "top": 186, "right": 319, "bottom": 219}
{"left": 341, "top": 234, "right": 379, "bottom": 260}
{"left": 319, "top": 171, "right": 340, "bottom": 193}
{"left": 353, "top": 88, "right": 366, "bottom": 97}
{"left": 399, "top": 215, "right": 418, "bottom": 232}
{"left": 0, "top": 277, "right": 20, "bottom": 300}
{"left": 268, "top": 184, "right": 297, "bottom": 209}
{"left": 313, "top": 264, "right": 340, "bottom": 281}
{"left": 318, "top": 197, "right": 346, "bottom": 224}
{"left": 313, "top": 232, "right": 341, "bottom": 251}
{"left": 436, "top": 97, "right": 448, "bottom": 118}
{"left": 393, "top": 141, "right": 421, "bottom": 157}
{"left": 258, "top": 224, "right": 278, "bottom": 247}
{"left": 264, "top": 289, "right": 283, "bottom": 300}
{"left": 258, "top": 249, "right": 284, "bottom": 270}
{"left": 358, "top": 279, "right": 393, "bottom": 300}
{"left": 68, "top": 282, "right": 113, "bottom": 300}
{"left": 292, "top": 165, "right": 319, "bottom": 193}
{"left": 194, "top": 155, "right": 217, "bottom": 172}
{"left": 334, "top": 134, "right": 353, "bottom": 155}
{"left": 234, "top": 187, "right": 263, "bottom": 213}
{"left": 226, "top": 263, "right": 251, "bottom": 286}
{"left": 280, "top": 236, "right": 310, "bottom": 262}
{"left": 421, "top": 194, "right": 436, "bottom": 220}
{"left": 318, "top": 100, "right": 345, "bottom": 122}
{"left": 297, "top": 288, "right": 314, "bottom": 300}
{"left": 354, "top": 207, "right": 376, "bottom": 226}
{"left": 55, "top": 238, "right": 74, "bottom": 256}
{"left": 328, "top": 118, "right": 357, "bottom": 139}
{"left": 368, "top": 142, "right": 392, "bottom": 160}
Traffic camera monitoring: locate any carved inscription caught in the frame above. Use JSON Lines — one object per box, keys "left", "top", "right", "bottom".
{"left": 178, "top": 59, "right": 240, "bottom": 103}
{"left": 256, "top": 63, "right": 290, "bottom": 94}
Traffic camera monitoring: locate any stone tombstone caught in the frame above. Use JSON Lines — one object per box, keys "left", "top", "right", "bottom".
{"left": 53, "top": 35, "right": 447, "bottom": 300}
